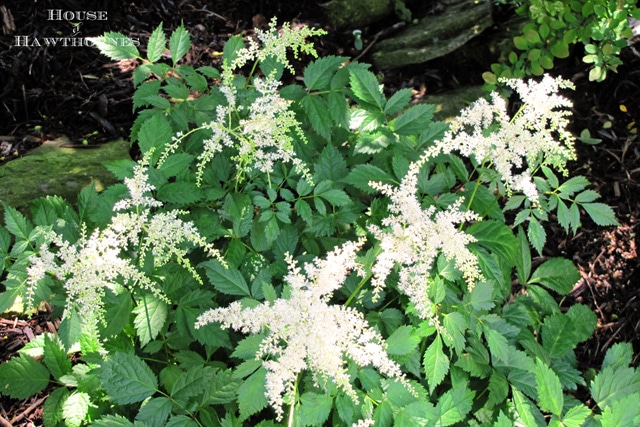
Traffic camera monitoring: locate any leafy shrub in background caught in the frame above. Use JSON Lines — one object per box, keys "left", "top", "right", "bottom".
{"left": 0, "top": 19, "right": 637, "bottom": 427}
{"left": 485, "top": 0, "right": 640, "bottom": 87}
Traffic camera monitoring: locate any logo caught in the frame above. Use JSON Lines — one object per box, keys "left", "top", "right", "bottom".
{"left": 13, "top": 10, "right": 139, "bottom": 48}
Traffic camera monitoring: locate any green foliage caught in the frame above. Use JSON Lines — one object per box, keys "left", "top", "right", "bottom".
{"left": 0, "top": 19, "right": 634, "bottom": 427}
{"left": 485, "top": 0, "right": 640, "bottom": 85}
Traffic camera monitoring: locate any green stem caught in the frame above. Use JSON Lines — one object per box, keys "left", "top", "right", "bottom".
{"left": 344, "top": 246, "right": 381, "bottom": 307}
{"left": 287, "top": 374, "right": 300, "bottom": 427}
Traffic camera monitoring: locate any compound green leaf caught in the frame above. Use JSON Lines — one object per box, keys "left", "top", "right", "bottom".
{"left": 484, "top": 326, "right": 510, "bottom": 363}
{"left": 138, "top": 113, "right": 172, "bottom": 162}
{"left": 169, "top": 23, "right": 190, "bottom": 65}
{"left": 466, "top": 280, "right": 495, "bottom": 312}
{"left": 133, "top": 293, "right": 169, "bottom": 347}
{"left": 534, "top": 358, "right": 563, "bottom": 417}
{"left": 147, "top": 23, "right": 166, "bottom": 62}
{"left": 423, "top": 335, "right": 449, "bottom": 393}
{"left": 528, "top": 258, "right": 580, "bottom": 295}
{"left": 99, "top": 352, "right": 158, "bottom": 405}
{"left": 166, "top": 415, "right": 199, "bottom": 427}
{"left": 203, "top": 369, "right": 240, "bottom": 405}
{"left": 91, "top": 32, "right": 139, "bottom": 60}
{"left": 0, "top": 355, "right": 50, "bottom": 399}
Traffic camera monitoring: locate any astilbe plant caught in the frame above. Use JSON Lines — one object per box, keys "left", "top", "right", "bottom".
{"left": 0, "top": 17, "right": 636, "bottom": 427}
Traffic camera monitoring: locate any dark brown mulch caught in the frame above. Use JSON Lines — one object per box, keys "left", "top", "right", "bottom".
{"left": 1, "top": 0, "right": 639, "bottom": 424}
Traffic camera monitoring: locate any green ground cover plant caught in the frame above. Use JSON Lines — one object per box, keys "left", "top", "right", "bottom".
{"left": 484, "top": 0, "right": 640, "bottom": 87}
{"left": 1, "top": 19, "right": 638, "bottom": 426}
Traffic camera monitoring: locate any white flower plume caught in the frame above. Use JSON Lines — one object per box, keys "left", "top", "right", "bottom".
{"left": 369, "top": 161, "right": 482, "bottom": 323}
{"left": 196, "top": 239, "right": 409, "bottom": 420}
{"left": 421, "top": 74, "right": 576, "bottom": 203}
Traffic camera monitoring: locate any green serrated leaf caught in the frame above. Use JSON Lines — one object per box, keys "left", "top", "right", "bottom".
{"left": 349, "top": 68, "right": 385, "bottom": 110}
{"left": 423, "top": 335, "right": 449, "bottom": 393}
{"left": 386, "top": 325, "right": 419, "bottom": 356}
{"left": 512, "top": 388, "right": 545, "bottom": 427}
{"left": 169, "top": 23, "right": 190, "bottom": 65}
{"left": 298, "top": 392, "right": 333, "bottom": 426}
{"left": 566, "top": 304, "right": 597, "bottom": 343}
{"left": 468, "top": 220, "right": 518, "bottom": 266}
{"left": 557, "top": 176, "right": 589, "bottom": 196}
{"left": 170, "top": 365, "right": 209, "bottom": 403}
{"left": 301, "top": 95, "right": 333, "bottom": 140}
{"left": 303, "top": 56, "right": 348, "bottom": 91}
{"left": 528, "top": 257, "right": 579, "bottom": 295}
{"left": 138, "top": 113, "right": 173, "bottom": 164}
{"left": 602, "top": 342, "right": 634, "bottom": 371}
{"left": 541, "top": 313, "right": 576, "bottom": 359}
{"left": 392, "top": 104, "right": 435, "bottom": 136}
{"left": 238, "top": 367, "right": 268, "bottom": 421}
{"left": 3, "top": 202, "right": 33, "bottom": 241}
{"left": 62, "top": 391, "right": 90, "bottom": 427}
{"left": 203, "top": 259, "right": 251, "bottom": 297}
{"left": 0, "top": 355, "right": 50, "bottom": 399}
{"left": 384, "top": 88, "right": 413, "bottom": 115}
{"left": 314, "top": 144, "right": 348, "bottom": 183}
{"left": 600, "top": 393, "right": 640, "bottom": 427}
{"left": 91, "top": 414, "right": 136, "bottom": 426}
{"left": 91, "top": 32, "right": 139, "bottom": 60}
{"left": 561, "top": 404, "right": 591, "bottom": 427}
{"left": 574, "top": 189, "right": 600, "bottom": 203}
{"left": 100, "top": 352, "right": 158, "bottom": 405}
{"left": 133, "top": 293, "right": 169, "bottom": 347}
{"left": 43, "top": 387, "right": 69, "bottom": 427}
{"left": 204, "top": 369, "right": 240, "bottom": 405}
{"left": 157, "top": 181, "right": 203, "bottom": 204}
{"left": 132, "top": 81, "right": 161, "bottom": 111}
{"left": 527, "top": 216, "right": 546, "bottom": 255}
{"left": 43, "top": 334, "right": 72, "bottom": 381}
{"left": 582, "top": 202, "right": 618, "bottom": 226}
{"left": 135, "top": 396, "right": 172, "bottom": 426}
{"left": 466, "top": 280, "right": 495, "bottom": 312}
{"left": 147, "top": 23, "right": 166, "bottom": 62}
{"left": 345, "top": 164, "right": 395, "bottom": 194}
{"left": 534, "top": 358, "right": 563, "bottom": 416}
{"left": 435, "top": 386, "right": 474, "bottom": 426}
{"left": 484, "top": 326, "right": 510, "bottom": 363}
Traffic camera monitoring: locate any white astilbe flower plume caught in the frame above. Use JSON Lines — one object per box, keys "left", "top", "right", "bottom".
{"left": 420, "top": 74, "right": 575, "bottom": 203}
{"left": 195, "top": 239, "right": 410, "bottom": 420}
{"left": 26, "top": 157, "right": 222, "bottom": 338}
{"left": 369, "top": 161, "right": 481, "bottom": 323}
{"left": 159, "top": 19, "right": 320, "bottom": 184}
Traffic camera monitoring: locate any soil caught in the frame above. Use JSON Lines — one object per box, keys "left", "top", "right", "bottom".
{"left": 1, "top": 0, "right": 639, "bottom": 425}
